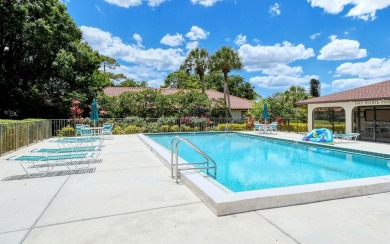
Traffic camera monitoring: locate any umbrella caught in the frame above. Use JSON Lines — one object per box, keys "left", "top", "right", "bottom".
{"left": 90, "top": 99, "right": 99, "bottom": 127}
{"left": 262, "top": 103, "right": 269, "bottom": 123}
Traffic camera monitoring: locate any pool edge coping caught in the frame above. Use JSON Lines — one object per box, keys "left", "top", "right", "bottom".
{"left": 138, "top": 133, "right": 390, "bottom": 216}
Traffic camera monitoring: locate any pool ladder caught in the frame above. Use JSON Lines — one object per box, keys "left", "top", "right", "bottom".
{"left": 170, "top": 136, "right": 217, "bottom": 183}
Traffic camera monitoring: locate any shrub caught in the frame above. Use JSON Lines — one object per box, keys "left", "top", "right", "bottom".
{"left": 58, "top": 126, "right": 75, "bottom": 137}
{"left": 113, "top": 126, "right": 125, "bottom": 134}
{"left": 123, "top": 116, "right": 145, "bottom": 127}
{"left": 157, "top": 117, "right": 177, "bottom": 126}
{"left": 124, "top": 125, "right": 140, "bottom": 134}
{"left": 215, "top": 123, "right": 246, "bottom": 131}
{"left": 170, "top": 125, "right": 179, "bottom": 132}
{"left": 146, "top": 122, "right": 161, "bottom": 133}
{"left": 161, "top": 125, "right": 170, "bottom": 132}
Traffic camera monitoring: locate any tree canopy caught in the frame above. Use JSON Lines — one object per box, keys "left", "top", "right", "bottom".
{"left": 209, "top": 46, "right": 243, "bottom": 116}
{"left": 309, "top": 78, "right": 321, "bottom": 97}
{"left": 180, "top": 47, "right": 209, "bottom": 93}
{"left": 249, "top": 85, "right": 310, "bottom": 121}
{"left": 0, "top": 0, "right": 110, "bottom": 118}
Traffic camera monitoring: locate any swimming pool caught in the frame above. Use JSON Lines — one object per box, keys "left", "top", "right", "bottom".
{"left": 140, "top": 132, "right": 390, "bottom": 215}
{"left": 147, "top": 132, "right": 390, "bottom": 192}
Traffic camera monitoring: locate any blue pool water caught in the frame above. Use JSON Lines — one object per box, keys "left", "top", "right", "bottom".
{"left": 147, "top": 133, "right": 390, "bottom": 192}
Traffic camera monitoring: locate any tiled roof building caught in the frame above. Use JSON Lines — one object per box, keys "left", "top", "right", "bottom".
{"left": 296, "top": 80, "right": 390, "bottom": 105}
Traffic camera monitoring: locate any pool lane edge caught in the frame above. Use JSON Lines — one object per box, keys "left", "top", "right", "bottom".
{"left": 138, "top": 133, "right": 390, "bottom": 216}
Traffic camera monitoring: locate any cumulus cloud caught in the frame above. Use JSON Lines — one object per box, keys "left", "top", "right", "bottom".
{"left": 269, "top": 3, "right": 281, "bottom": 16}
{"left": 330, "top": 58, "right": 390, "bottom": 91}
{"left": 238, "top": 42, "right": 315, "bottom": 72}
{"left": 310, "top": 32, "right": 321, "bottom": 40}
{"left": 133, "top": 33, "right": 143, "bottom": 48}
{"left": 191, "top": 0, "right": 222, "bottom": 7}
{"left": 331, "top": 78, "right": 383, "bottom": 91}
{"left": 113, "top": 65, "right": 167, "bottom": 87}
{"left": 261, "top": 64, "right": 303, "bottom": 76}
{"left": 160, "top": 33, "right": 185, "bottom": 47}
{"left": 249, "top": 75, "right": 318, "bottom": 90}
{"left": 105, "top": 0, "right": 142, "bottom": 8}
{"left": 80, "top": 26, "right": 184, "bottom": 71}
{"left": 336, "top": 58, "right": 390, "bottom": 78}
{"left": 104, "top": 0, "right": 167, "bottom": 8}
{"left": 307, "top": 0, "right": 390, "bottom": 21}
{"left": 186, "top": 26, "right": 209, "bottom": 41}
{"left": 317, "top": 36, "right": 367, "bottom": 60}
{"left": 186, "top": 41, "right": 199, "bottom": 50}
{"left": 234, "top": 34, "right": 247, "bottom": 46}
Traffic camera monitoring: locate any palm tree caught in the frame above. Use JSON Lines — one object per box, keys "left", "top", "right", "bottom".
{"left": 180, "top": 48, "right": 209, "bottom": 93}
{"left": 209, "top": 46, "right": 243, "bottom": 117}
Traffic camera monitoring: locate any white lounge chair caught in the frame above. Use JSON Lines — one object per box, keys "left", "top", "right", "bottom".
{"left": 7, "top": 152, "right": 96, "bottom": 178}
{"left": 334, "top": 133, "right": 360, "bottom": 141}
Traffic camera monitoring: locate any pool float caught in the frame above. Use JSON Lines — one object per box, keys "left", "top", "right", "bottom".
{"left": 302, "top": 128, "right": 334, "bottom": 143}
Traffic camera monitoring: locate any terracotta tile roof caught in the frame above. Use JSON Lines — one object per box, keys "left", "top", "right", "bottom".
{"left": 296, "top": 80, "right": 390, "bottom": 105}
{"left": 103, "top": 87, "right": 253, "bottom": 110}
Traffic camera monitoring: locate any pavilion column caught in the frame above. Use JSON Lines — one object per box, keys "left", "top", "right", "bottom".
{"left": 307, "top": 104, "right": 314, "bottom": 132}
{"left": 344, "top": 106, "right": 353, "bottom": 133}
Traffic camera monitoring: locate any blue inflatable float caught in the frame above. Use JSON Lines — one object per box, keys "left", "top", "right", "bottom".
{"left": 302, "top": 128, "right": 334, "bottom": 143}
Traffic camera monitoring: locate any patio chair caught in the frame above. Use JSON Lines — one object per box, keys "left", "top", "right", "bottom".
{"left": 269, "top": 122, "right": 278, "bottom": 134}
{"left": 75, "top": 124, "right": 85, "bottom": 136}
{"left": 102, "top": 123, "right": 113, "bottom": 139}
{"left": 7, "top": 152, "right": 96, "bottom": 178}
{"left": 253, "top": 122, "right": 261, "bottom": 132}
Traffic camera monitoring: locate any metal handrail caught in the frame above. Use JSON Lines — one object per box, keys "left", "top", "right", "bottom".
{"left": 170, "top": 136, "right": 217, "bottom": 183}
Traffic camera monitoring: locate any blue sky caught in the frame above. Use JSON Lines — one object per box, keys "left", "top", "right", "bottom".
{"left": 63, "top": 0, "right": 390, "bottom": 97}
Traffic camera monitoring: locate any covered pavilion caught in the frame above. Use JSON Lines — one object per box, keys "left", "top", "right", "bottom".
{"left": 296, "top": 80, "right": 390, "bottom": 143}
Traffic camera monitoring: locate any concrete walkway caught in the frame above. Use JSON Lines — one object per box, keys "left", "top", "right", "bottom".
{"left": 0, "top": 134, "right": 389, "bottom": 244}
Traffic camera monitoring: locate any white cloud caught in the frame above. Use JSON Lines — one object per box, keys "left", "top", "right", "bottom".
{"left": 269, "top": 3, "right": 281, "bottom": 16}
{"left": 335, "top": 58, "right": 390, "bottom": 78}
{"left": 113, "top": 65, "right": 167, "bottom": 87}
{"left": 238, "top": 42, "right": 315, "bottom": 72}
{"left": 249, "top": 75, "right": 317, "bottom": 90}
{"left": 80, "top": 26, "right": 184, "bottom": 71}
{"left": 147, "top": 0, "right": 167, "bottom": 7}
{"left": 331, "top": 78, "right": 383, "bottom": 91}
{"left": 95, "top": 5, "right": 103, "bottom": 13}
{"left": 262, "top": 64, "right": 303, "bottom": 76}
{"left": 186, "top": 41, "right": 199, "bottom": 50}
{"left": 307, "top": 0, "right": 390, "bottom": 21}
{"left": 191, "top": 0, "right": 222, "bottom": 7}
{"left": 133, "top": 33, "right": 143, "bottom": 48}
{"left": 160, "top": 33, "right": 185, "bottom": 47}
{"left": 186, "top": 26, "right": 209, "bottom": 41}
{"left": 105, "top": 0, "right": 142, "bottom": 8}
{"left": 234, "top": 34, "right": 247, "bottom": 46}
{"left": 310, "top": 32, "right": 321, "bottom": 40}
{"left": 331, "top": 58, "right": 390, "bottom": 92}
{"left": 104, "top": 0, "right": 167, "bottom": 8}
{"left": 317, "top": 36, "right": 367, "bottom": 60}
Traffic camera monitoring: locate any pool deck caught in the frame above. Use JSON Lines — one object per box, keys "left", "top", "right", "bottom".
{"left": 0, "top": 132, "right": 389, "bottom": 243}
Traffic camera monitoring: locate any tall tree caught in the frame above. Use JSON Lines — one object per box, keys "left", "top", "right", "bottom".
{"left": 180, "top": 47, "right": 209, "bottom": 93}
{"left": 160, "top": 70, "right": 200, "bottom": 89}
{"left": 0, "top": 0, "right": 109, "bottom": 118}
{"left": 309, "top": 78, "right": 321, "bottom": 97}
{"left": 209, "top": 46, "right": 243, "bottom": 117}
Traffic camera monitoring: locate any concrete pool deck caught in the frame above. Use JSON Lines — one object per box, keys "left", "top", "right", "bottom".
{"left": 0, "top": 133, "right": 389, "bottom": 243}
